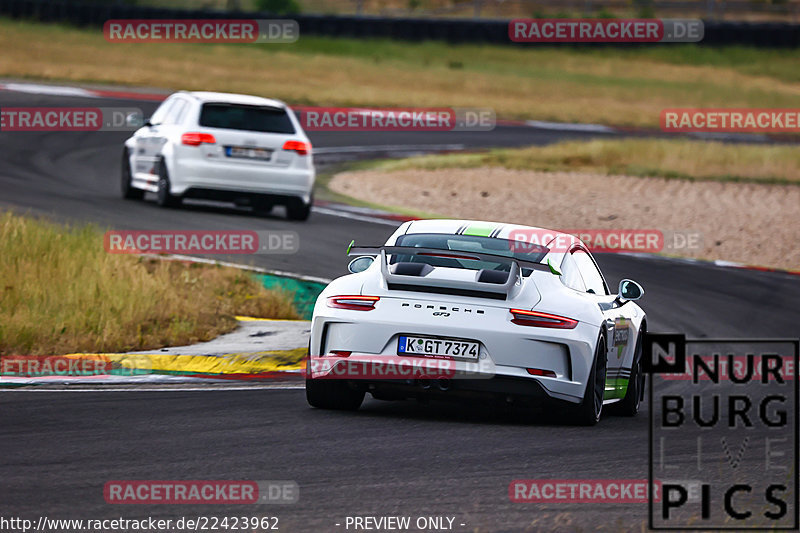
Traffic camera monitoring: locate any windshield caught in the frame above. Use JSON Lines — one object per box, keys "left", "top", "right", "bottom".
{"left": 393, "top": 233, "right": 548, "bottom": 273}
{"left": 199, "top": 103, "right": 296, "bottom": 134}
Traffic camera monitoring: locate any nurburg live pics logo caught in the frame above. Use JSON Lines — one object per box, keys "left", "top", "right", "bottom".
{"left": 644, "top": 333, "right": 799, "bottom": 530}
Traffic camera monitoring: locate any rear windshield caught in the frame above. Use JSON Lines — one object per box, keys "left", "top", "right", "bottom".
{"left": 394, "top": 233, "right": 548, "bottom": 273}
{"left": 199, "top": 103, "right": 296, "bottom": 134}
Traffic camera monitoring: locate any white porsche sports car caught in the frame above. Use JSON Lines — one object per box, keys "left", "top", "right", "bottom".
{"left": 307, "top": 219, "right": 646, "bottom": 425}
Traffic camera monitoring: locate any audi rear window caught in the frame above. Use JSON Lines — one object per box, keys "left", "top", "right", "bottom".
{"left": 199, "top": 103, "right": 295, "bottom": 134}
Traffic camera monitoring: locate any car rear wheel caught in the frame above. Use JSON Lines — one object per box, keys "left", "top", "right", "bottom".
{"left": 252, "top": 198, "right": 274, "bottom": 216}
{"left": 156, "top": 159, "right": 180, "bottom": 208}
{"left": 306, "top": 378, "right": 364, "bottom": 410}
{"left": 121, "top": 149, "right": 144, "bottom": 200}
{"left": 286, "top": 195, "right": 312, "bottom": 222}
{"left": 613, "top": 329, "right": 645, "bottom": 417}
{"left": 571, "top": 334, "right": 607, "bottom": 426}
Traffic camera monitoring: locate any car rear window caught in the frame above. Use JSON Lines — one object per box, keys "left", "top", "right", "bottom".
{"left": 199, "top": 103, "right": 296, "bottom": 134}
{"left": 394, "top": 233, "right": 548, "bottom": 274}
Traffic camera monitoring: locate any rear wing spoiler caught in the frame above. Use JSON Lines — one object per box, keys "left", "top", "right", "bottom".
{"left": 348, "top": 245, "right": 549, "bottom": 270}
{"left": 348, "top": 245, "right": 548, "bottom": 300}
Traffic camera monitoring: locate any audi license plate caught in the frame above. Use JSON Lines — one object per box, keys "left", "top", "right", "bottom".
{"left": 225, "top": 146, "right": 273, "bottom": 160}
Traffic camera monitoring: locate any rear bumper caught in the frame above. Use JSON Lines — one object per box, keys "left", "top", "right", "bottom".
{"left": 308, "top": 351, "right": 584, "bottom": 404}
{"left": 320, "top": 375, "right": 573, "bottom": 407}
{"left": 171, "top": 157, "right": 314, "bottom": 202}
{"left": 311, "top": 311, "right": 597, "bottom": 403}
{"left": 181, "top": 188, "right": 309, "bottom": 206}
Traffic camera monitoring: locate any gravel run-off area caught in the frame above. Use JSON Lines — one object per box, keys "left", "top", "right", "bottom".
{"left": 330, "top": 167, "right": 800, "bottom": 271}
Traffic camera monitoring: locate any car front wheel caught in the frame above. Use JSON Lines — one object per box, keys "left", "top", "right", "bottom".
{"left": 121, "top": 148, "right": 144, "bottom": 200}
{"left": 571, "top": 334, "right": 607, "bottom": 426}
{"left": 156, "top": 159, "right": 180, "bottom": 208}
{"left": 612, "top": 329, "right": 645, "bottom": 416}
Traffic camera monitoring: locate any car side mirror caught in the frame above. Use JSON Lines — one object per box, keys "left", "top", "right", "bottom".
{"left": 143, "top": 118, "right": 153, "bottom": 128}
{"left": 617, "top": 279, "right": 644, "bottom": 302}
{"left": 127, "top": 112, "right": 144, "bottom": 129}
{"left": 348, "top": 256, "right": 374, "bottom": 273}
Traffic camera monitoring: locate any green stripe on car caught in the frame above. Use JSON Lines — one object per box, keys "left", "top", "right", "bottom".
{"left": 462, "top": 223, "right": 498, "bottom": 237}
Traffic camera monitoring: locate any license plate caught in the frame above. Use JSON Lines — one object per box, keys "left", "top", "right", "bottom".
{"left": 398, "top": 336, "right": 479, "bottom": 360}
{"left": 225, "top": 146, "right": 273, "bottom": 160}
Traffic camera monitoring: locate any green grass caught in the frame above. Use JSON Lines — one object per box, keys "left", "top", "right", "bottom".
{"left": 283, "top": 38, "right": 800, "bottom": 85}
{"left": 361, "top": 138, "right": 800, "bottom": 185}
{"left": 0, "top": 212, "right": 299, "bottom": 355}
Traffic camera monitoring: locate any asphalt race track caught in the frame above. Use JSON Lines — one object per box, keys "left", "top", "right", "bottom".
{"left": 1, "top": 88, "right": 798, "bottom": 532}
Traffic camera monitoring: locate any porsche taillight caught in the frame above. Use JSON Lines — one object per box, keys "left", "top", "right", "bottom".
{"left": 327, "top": 295, "right": 379, "bottom": 311}
{"left": 510, "top": 309, "right": 578, "bottom": 329}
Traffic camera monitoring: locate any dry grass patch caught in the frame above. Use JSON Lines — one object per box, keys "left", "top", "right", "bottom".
{"left": 0, "top": 212, "right": 299, "bottom": 355}
{"left": 3, "top": 19, "right": 800, "bottom": 127}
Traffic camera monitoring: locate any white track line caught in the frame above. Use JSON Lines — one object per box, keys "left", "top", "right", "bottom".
{"left": 314, "top": 144, "right": 465, "bottom": 154}
{"left": 312, "top": 206, "right": 402, "bottom": 226}
{"left": 524, "top": 120, "right": 614, "bottom": 133}
{"left": 148, "top": 254, "right": 333, "bottom": 284}
{"left": 0, "top": 82, "right": 97, "bottom": 97}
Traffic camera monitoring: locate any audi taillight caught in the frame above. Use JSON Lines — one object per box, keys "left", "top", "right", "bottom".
{"left": 510, "top": 309, "right": 578, "bottom": 329}
{"left": 181, "top": 132, "right": 216, "bottom": 146}
{"left": 282, "top": 140, "right": 311, "bottom": 155}
{"left": 327, "top": 295, "right": 379, "bottom": 311}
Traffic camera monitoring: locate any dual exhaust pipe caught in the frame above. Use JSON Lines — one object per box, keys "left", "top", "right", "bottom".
{"left": 416, "top": 377, "right": 451, "bottom": 391}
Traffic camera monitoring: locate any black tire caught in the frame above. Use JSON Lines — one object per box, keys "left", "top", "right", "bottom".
{"left": 156, "top": 159, "right": 180, "bottom": 208}
{"left": 121, "top": 148, "right": 144, "bottom": 200}
{"left": 571, "top": 334, "right": 607, "bottom": 426}
{"left": 252, "top": 198, "right": 275, "bottom": 216}
{"left": 613, "top": 328, "right": 646, "bottom": 417}
{"left": 286, "top": 195, "right": 312, "bottom": 221}
{"left": 306, "top": 377, "right": 364, "bottom": 410}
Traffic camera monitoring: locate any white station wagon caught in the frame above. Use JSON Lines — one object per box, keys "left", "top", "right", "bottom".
{"left": 122, "top": 91, "right": 315, "bottom": 221}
